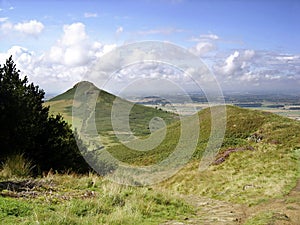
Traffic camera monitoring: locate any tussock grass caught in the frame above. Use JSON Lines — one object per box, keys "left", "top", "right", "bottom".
{"left": 0, "top": 153, "right": 34, "bottom": 178}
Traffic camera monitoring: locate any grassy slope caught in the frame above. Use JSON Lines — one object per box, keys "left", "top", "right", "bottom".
{"left": 45, "top": 81, "right": 179, "bottom": 146}
{"left": 157, "top": 106, "right": 300, "bottom": 205}
{"left": 103, "top": 105, "right": 300, "bottom": 207}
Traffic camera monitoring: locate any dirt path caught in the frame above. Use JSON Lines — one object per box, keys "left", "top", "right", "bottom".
{"left": 185, "top": 196, "right": 246, "bottom": 225}
{"left": 248, "top": 179, "right": 300, "bottom": 225}
{"left": 161, "top": 179, "right": 300, "bottom": 225}
{"left": 161, "top": 196, "right": 246, "bottom": 225}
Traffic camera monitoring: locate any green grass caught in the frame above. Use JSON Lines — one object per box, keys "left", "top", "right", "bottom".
{"left": 0, "top": 197, "right": 32, "bottom": 218}
{"left": 106, "top": 105, "right": 300, "bottom": 163}
{"left": 0, "top": 174, "right": 194, "bottom": 225}
{"left": 159, "top": 143, "right": 299, "bottom": 205}
{"left": 45, "top": 81, "right": 179, "bottom": 146}
{"left": 155, "top": 106, "right": 300, "bottom": 205}
{"left": 244, "top": 210, "right": 292, "bottom": 225}
{"left": 243, "top": 211, "right": 275, "bottom": 225}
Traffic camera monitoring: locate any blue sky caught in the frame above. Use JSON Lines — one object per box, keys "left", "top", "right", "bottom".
{"left": 0, "top": 0, "right": 299, "bottom": 94}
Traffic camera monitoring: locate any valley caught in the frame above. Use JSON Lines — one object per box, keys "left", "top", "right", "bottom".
{"left": 127, "top": 93, "right": 300, "bottom": 120}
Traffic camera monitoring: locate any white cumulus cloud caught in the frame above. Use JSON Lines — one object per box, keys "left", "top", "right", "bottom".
{"left": 215, "top": 49, "right": 255, "bottom": 76}
{"left": 137, "top": 28, "right": 184, "bottom": 35}
{"left": 190, "top": 42, "right": 216, "bottom": 56}
{"left": 61, "top": 23, "right": 87, "bottom": 46}
{"left": 190, "top": 33, "right": 219, "bottom": 42}
{"left": 199, "top": 34, "right": 219, "bottom": 40}
{"left": 0, "top": 46, "right": 36, "bottom": 77}
{"left": 0, "top": 21, "right": 13, "bottom": 33}
{"left": 14, "top": 20, "right": 44, "bottom": 35}
{"left": 0, "top": 22, "right": 117, "bottom": 93}
{"left": 212, "top": 49, "right": 300, "bottom": 91}
{"left": 189, "top": 33, "right": 219, "bottom": 56}
{"left": 45, "top": 22, "right": 92, "bottom": 67}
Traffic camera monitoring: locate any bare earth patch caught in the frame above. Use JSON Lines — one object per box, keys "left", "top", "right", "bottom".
{"left": 0, "top": 179, "right": 96, "bottom": 201}
{"left": 161, "top": 179, "right": 300, "bottom": 225}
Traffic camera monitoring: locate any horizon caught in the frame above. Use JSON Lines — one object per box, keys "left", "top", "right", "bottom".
{"left": 1, "top": 0, "right": 299, "bottom": 94}
{"left": 44, "top": 80, "right": 300, "bottom": 102}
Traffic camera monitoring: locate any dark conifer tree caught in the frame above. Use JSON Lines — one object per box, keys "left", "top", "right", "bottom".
{"left": 0, "top": 56, "right": 91, "bottom": 173}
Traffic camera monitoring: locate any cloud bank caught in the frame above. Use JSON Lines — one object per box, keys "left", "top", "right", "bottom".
{"left": 0, "top": 22, "right": 116, "bottom": 93}
{"left": 0, "top": 25, "right": 299, "bottom": 94}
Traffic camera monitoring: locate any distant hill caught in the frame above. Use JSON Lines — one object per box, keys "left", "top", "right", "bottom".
{"left": 45, "top": 81, "right": 179, "bottom": 146}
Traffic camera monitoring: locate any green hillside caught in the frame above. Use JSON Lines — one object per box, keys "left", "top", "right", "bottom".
{"left": 167, "top": 107, "right": 300, "bottom": 207}
{"left": 106, "top": 105, "right": 300, "bottom": 205}
{"left": 46, "top": 81, "right": 179, "bottom": 146}
{"left": 107, "top": 105, "right": 300, "bottom": 163}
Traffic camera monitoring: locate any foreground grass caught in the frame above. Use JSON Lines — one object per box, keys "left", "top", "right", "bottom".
{"left": 0, "top": 173, "right": 194, "bottom": 225}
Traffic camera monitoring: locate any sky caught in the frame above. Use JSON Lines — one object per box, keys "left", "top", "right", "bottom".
{"left": 0, "top": 0, "right": 299, "bottom": 95}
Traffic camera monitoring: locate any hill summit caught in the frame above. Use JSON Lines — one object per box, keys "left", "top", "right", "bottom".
{"left": 49, "top": 81, "right": 109, "bottom": 102}
{"left": 45, "top": 81, "right": 179, "bottom": 146}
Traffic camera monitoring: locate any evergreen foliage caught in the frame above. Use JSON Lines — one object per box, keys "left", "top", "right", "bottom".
{"left": 0, "top": 56, "right": 91, "bottom": 173}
